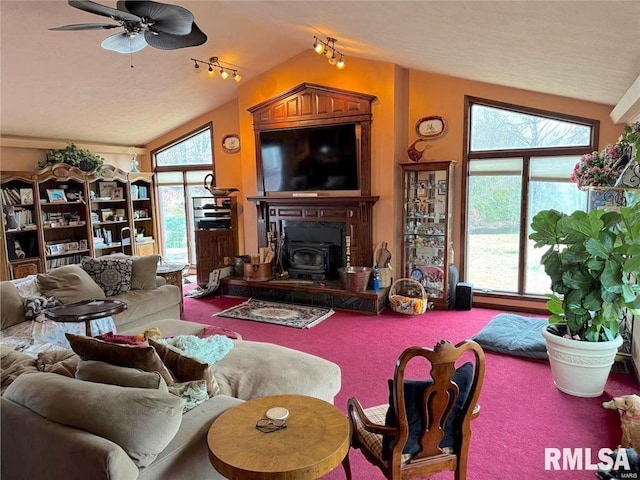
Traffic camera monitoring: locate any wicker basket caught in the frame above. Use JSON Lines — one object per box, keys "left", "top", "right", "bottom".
{"left": 373, "top": 243, "right": 393, "bottom": 288}
{"left": 388, "top": 278, "right": 429, "bottom": 315}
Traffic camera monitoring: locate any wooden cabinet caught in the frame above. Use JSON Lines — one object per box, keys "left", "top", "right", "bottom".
{"left": 88, "top": 165, "right": 132, "bottom": 257}
{"left": 195, "top": 230, "right": 235, "bottom": 287}
{"left": 0, "top": 164, "right": 158, "bottom": 281}
{"left": 129, "top": 173, "right": 157, "bottom": 256}
{"left": 194, "top": 196, "right": 237, "bottom": 287}
{"left": 400, "top": 161, "right": 455, "bottom": 309}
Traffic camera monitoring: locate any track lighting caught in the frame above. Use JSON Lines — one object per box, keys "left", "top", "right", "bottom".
{"left": 190, "top": 56, "right": 241, "bottom": 83}
{"left": 312, "top": 36, "right": 345, "bottom": 69}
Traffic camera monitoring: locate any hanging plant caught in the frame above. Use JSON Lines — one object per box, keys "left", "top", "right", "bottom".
{"left": 39, "top": 143, "right": 105, "bottom": 175}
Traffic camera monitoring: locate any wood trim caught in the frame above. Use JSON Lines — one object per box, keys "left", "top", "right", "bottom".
{"left": 247, "top": 83, "right": 377, "bottom": 197}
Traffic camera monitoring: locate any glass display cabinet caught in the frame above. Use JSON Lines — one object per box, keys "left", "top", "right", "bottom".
{"left": 400, "top": 160, "right": 455, "bottom": 309}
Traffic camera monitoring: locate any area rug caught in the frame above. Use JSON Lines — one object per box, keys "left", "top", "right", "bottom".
{"left": 214, "top": 299, "right": 334, "bottom": 329}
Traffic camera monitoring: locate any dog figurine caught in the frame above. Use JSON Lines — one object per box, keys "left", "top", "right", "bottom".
{"left": 603, "top": 394, "right": 640, "bottom": 449}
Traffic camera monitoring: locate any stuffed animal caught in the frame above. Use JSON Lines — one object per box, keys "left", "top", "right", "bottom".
{"left": 603, "top": 394, "right": 640, "bottom": 449}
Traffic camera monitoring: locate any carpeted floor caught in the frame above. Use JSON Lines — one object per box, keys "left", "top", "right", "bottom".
{"left": 183, "top": 290, "right": 639, "bottom": 479}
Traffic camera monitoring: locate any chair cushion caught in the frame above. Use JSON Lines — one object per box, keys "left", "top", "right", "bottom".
{"left": 382, "top": 362, "right": 473, "bottom": 459}
{"left": 66, "top": 333, "right": 174, "bottom": 384}
{"left": 352, "top": 404, "right": 413, "bottom": 464}
{"left": 81, "top": 257, "right": 133, "bottom": 297}
{"left": 472, "top": 314, "right": 548, "bottom": 359}
{"left": 37, "top": 265, "right": 106, "bottom": 304}
{"left": 3, "top": 372, "right": 184, "bottom": 468}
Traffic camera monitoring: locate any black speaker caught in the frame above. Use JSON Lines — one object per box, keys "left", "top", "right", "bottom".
{"left": 455, "top": 282, "right": 473, "bottom": 310}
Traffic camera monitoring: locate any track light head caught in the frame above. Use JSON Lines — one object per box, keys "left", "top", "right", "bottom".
{"left": 220, "top": 68, "right": 229, "bottom": 80}
{"left": 328, "top": 52, "right": 337, "bottom": 65}
{"left": 193, "top": 60, "right": 201, "bottom": 73}
{"left": 336, "top": 55, "right": 345, "bottom": 69}
{"left": 233, "top": 71, "right": 241, "bottom": 83}
{"left": 207, "top": 65, "right": 216, "bottom": 78}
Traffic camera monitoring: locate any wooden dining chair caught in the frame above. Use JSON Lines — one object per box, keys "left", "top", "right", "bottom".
{"left": 345, "top": 340, "right": 485, "bottom": 480}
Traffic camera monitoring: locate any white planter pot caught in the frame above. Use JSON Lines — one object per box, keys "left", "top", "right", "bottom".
{"left": 541, "top": 326, "right": 622, "bottom": 398}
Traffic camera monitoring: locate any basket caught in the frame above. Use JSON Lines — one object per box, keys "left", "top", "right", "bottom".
{"left": 388, "top": 278, "right": 429, "bottom": 315}
{"left": 373, "top": 243, "right": 393, "bottom": 288}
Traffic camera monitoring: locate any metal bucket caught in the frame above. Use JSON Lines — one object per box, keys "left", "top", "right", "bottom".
{"left": 339, "top": 266, "right": 372, "bottom": 292}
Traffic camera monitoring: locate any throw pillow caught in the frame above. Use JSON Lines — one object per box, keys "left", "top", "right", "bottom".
{"left": 1, "top": 282, "right": 26, "bottom": 329}
{"left": 4, "top": 372, "right": 184, "bottom": 468}
{"left": 75, "top": 359, "right": 168, "bottom": 390}
{"left": 382, "top": 362, "right": 474, "bottom": 459}
{"left": 108, "top": 253, "right": 160, "bottom": 290}
{"left": 167, "top": 380, "right": 209, "bottom": 413}
{"left": 81, "top": 257, "right": 133, "bottom": 297}
{"left": 95, "top": 332, "right": 146, "bottom": 345}
{"left": 37, "top": 265, "right": 106, "bottom": 304}
{"left": 148, "top": 338, "right": 219, "bottom": 397}
{"left": 24, "top": 296, "right": 62, "bottom": 320}
{"left": 65, "top": 333, "right": 174, "bottom": 384}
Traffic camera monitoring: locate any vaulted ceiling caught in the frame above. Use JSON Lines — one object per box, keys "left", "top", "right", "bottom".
{"left": 1, "top": 1, "right": 638, "bottom": 147}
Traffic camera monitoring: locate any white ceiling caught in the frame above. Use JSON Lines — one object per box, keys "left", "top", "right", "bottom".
{"left": 1, "top": 1, "right": 639, "bottom": 147}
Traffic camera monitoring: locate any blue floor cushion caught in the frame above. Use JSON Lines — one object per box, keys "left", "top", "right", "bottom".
{"left": 472, "top": 314, "right": 549, "bottom": 360}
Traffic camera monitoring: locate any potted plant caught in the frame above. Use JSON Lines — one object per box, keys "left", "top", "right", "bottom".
{"left": 38, "top": 143, "right": 104, "bottom": 175}
{"left": 529, "top": 192, "right": 640, "bottom": 397}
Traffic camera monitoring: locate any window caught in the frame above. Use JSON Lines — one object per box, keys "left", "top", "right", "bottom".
{"left": 152, "top": 124, "right": 213, "bottom": 265}
{"left": 463, "top": 98, "right": 598, "bottom": 298}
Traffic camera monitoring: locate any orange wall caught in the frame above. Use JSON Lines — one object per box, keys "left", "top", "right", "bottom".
{"left": 144, "top": 53, "right": 625, "bottom": 278}
{"left": 235, "top": 51, "right": 401, "bottom": 259}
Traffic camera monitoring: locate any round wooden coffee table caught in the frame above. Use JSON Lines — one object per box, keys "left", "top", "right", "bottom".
{"left": 44, "top": 299, "right": 127, "bottom": 336}
{"left": 207, "top": 394, "right": 350, "bottom": 480}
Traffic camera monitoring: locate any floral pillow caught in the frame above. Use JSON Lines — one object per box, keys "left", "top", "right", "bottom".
{"left": 24, "top": 296, "right": 62, "bottom": 320}
{"left": 81, "top": 257, "right": 133, "bottom": 297}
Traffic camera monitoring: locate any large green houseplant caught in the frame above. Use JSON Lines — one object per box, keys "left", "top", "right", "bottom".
{"left": 529, "top": 193, "right": 640, "bottom": 396}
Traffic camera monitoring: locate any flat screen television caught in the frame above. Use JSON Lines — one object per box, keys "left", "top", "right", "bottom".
{"left": 260, "top": 123, "right": 360, "bottom": 192}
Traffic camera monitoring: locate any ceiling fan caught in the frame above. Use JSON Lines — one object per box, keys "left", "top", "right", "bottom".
{"left": 50, "top": 0, "right": 207, "bottom": 54}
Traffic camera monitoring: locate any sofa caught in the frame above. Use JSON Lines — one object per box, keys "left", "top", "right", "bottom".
{"left": 1, "top": 260, "right": 342, "bottom": 479}
{"left": 0, "top": 257, "right": 182, "bottom": 351}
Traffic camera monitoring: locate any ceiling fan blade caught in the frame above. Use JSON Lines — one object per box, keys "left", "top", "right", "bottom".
{"left": 68, "top": 0, "right": 141, "bottom": 23}
{"left": 49, "top": 23, "right": 119, "bottom": 31}
{"left": 123, "top": 1, "right": 194, "bottom": 35}
{"left": 101, "top": 32, "right": 147, "bottom": 54}
{"left": 143, "top": 22, "right": 207, "bottom": 50}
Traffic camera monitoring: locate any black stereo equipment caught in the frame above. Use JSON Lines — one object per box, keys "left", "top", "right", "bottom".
{"left": 455, "top": 282, "right": 473, "bottom": 310}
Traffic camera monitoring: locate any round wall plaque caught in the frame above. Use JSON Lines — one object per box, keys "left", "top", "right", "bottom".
{"left": 415, "top": 116, "right": 447, "bottom": 139}
{"left": 222, "top": 134, "right": 241, "bottom": 154}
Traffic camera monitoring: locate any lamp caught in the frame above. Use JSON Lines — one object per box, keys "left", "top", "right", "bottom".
{"left": 312, "top": 36, "right": 345, "bottom": 69}
{"left": 190, "top": 56, "right": 241, "bottom": 83}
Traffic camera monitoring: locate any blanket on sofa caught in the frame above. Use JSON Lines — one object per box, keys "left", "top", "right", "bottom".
{"left": 158, "top": 335, "right": 234, "bottom": 364}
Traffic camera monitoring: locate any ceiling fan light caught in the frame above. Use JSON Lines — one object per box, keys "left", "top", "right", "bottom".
{"left": 233, "top": 72, "right": 241, "bottom": 83}
{"left": 220, "top": 68, "right": 229, "bottom": 80}
{"left": 207, "top": 65, "right": 216, "bottom": 78}
{"left": 336, "top": 56, "right": 345, "bottom": 69}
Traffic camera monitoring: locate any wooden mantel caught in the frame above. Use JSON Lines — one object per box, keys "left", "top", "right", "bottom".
{"left": 248, "top": 195, "right": 379, "bottom": 269}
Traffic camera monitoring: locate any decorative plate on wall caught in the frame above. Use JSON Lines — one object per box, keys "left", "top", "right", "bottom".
{"left": 415, "top": 116, "right": 447, "bottom": 139}
{"left": 222, "top": 134, "right": 241, "bottom": 154}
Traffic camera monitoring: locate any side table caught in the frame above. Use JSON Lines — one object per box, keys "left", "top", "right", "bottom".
{"left": 157, "top": 263, "right": 187, "bottom": 312}
{"left": 44, "top": 299, "right": 127, "bottom": 336}
{"left": 207, "top": 394, "right": 350, "bottom": 480}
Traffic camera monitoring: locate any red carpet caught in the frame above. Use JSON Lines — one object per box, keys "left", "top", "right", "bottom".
{"left": 182, "top": 291, "right": 639, "bottom": 479}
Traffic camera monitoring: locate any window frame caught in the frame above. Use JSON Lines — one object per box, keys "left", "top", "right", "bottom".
{"left": 151, "top": 122, "right": 214, "bottom": 265}
{"left": 461, "top": 96, "right": 599, "bottom": 304}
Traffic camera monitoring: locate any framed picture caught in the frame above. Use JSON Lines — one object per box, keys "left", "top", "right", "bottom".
{"left": 222, "top": 134, "right": 241, "bottom": 154}
{"left": 98, "top": 181, "right": 117, "bottom": 198}
{"left": 437, "top": 180, "right": 447, "bottom": 196}
{"left": 79, "top": 239, "right": 88, "bottom": 250}
{"left": 19, "top": 188, "right": 34, "bottom": 205}
{"left": 111, "top": 187, "right": 124, "bottom": 200}
{"left": 46, "top": 189, "right": 67, "bottom": 203}
{"left": 100, "top": 209, "right": 114, "bottom": 222}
